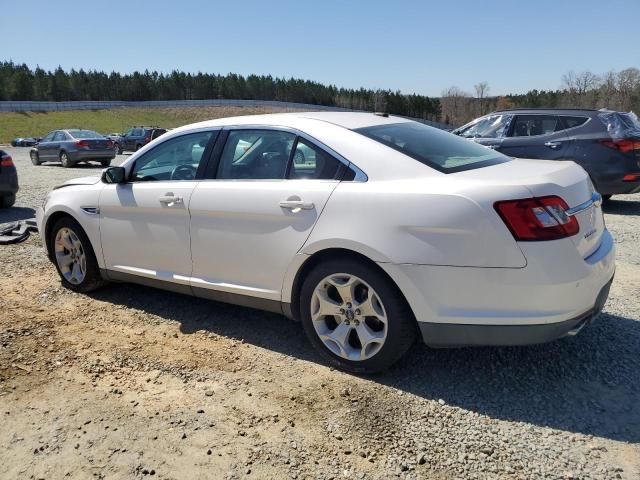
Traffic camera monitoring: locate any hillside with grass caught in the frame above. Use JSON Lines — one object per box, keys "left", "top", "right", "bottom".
{"left": 0, "top": 106, "right": 299, "bottom": 144}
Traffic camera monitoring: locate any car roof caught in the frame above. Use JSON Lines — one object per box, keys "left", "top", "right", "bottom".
{"left": 125, "top": 112, "right": 435, "bottom": 181}
{"left": 175, "top": 111, "right": 412, "bottom": 132}
{"left": 492, "top": 108, "right": 599, "bottom": 116}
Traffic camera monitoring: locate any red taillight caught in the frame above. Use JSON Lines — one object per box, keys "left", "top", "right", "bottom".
{"left": 106, "top": 139, "right": 113, "bottom": 148}
{"left": 0, "top": 154, "right": 14, "bottom": 167}
{"left": 623, "top": 173, "right": 640, "bottom": 182}
{"left": 599, "top": 138, "right": 640, "bottom": 153}
{"left": 144, "top": 135, "right": 151, "bottom": 143}
{"left": 494, "top": 196, "right": 579, "bottom": 241}
{"left": 75, "top": 140, "right": 89, "bottom": 148}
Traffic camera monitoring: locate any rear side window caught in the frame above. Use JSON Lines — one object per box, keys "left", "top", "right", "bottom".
{"left": 511, "top": 115, "right": 561, "bottom": 137}
{"left": 456, "top": 114, "right": 512, "bottom": 139}
{"left": 355, "top": 122, "right": 510, "bottom": 173}
{"left": 563, "top": 116, "right": 589, "bottom": 129}
{"left": 288, "top": 138, "right": 345, "bottom": 180}
{"left": 53, "top": 131, "right": 67, "bottom": 141}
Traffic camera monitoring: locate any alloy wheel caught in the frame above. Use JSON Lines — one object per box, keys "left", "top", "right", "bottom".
{"left": 54, "top": 227, "right": 86, "bottom": 285}
{"left": 310, "top": 273, "right": 388, "bottom": 361}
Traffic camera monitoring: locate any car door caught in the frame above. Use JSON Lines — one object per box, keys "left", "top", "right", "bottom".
{"left": 51, "top": 131, "right": 69, "bottom": 159}
{"left": 189, "top": 128, "right": 348, "bottom": 302}
{"left": 98, "top": 129, "right": 218, "bottom": 292}
{"left": 37, "top": 132, "right": 56, "bottom": 160}
{"left": 497, "top": 114, "right": 572, "bottom": 160}
{"left": 123, "top": 128, "right": 137, "bottom": 150}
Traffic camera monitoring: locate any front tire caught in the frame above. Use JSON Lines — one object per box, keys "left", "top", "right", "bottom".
{"left": 30, "top": 151, "right": 41, "bottom": 165}
{"left": 60, "top": 151, "right": 74, "bottom": 168}
{"left": 50, "top": 216, "right": 105, "bottom": 292}
{"left": 300, "top": 258, "right": 417, "bottom": 374}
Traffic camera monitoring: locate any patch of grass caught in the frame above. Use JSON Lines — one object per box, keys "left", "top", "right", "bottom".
{"left": 0, "top": 106, "right": 300, "bottom": 143}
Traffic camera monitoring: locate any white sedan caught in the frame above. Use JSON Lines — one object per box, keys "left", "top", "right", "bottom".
{"left": 37, "top": 112, "right": 616, "bottom": 373}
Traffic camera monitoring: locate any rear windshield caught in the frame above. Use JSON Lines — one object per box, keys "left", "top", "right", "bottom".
{"left": 598, "top": 111, "right": 640, "bottom": 140}
{"left": 69, "top": 130, "right": 103, "bottom": 139}
{"left": 355, "top": 122, "right": 511, "bottom": 173}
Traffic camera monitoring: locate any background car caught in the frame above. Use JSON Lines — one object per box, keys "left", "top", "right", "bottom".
{"left": 104, "top": 133, "right": 124, "bottom": 154}
{"left": 10, "top": 137, "right": 37, "bottom": 147}
{"left": 0, "top": 150, "right": 18, "bottom": 208}
{"left": 121, "top": 126, "right": 167, "bottom": 152}
{"left": 453, "top": 108, "right": 640, "bottom": 200}
{"left": 37, "top": 112, "right": 615, "bottom": 374}
{"left": 30, "top": 129, "right": 115, "bottom": 168}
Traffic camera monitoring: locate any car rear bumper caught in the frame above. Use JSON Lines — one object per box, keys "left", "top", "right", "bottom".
{"left": 69, "top": 150, "right": 115, "bottom": 161}
{"left": 380, "top": 229, "right": 616, "bottom": 347}
{"left": 0, "top": 172, "right": 19, "bottom": 194}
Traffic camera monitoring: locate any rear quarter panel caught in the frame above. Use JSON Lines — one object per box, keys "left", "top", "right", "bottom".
{"left": 301, "top": 178, "right": 530, "bottom": 268}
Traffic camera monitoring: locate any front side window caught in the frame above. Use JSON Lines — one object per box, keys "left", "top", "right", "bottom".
{"left": 130, "top": 131, "right": 213, "bottom": 182}
{"left": 511, "top": 115, "right": 561, "bottom": 137}
{"left": 355, "top": 122, "right": 510, "bottom": 173}
{"left": 456, "top": 114, "right": 513, "bottom": 138}
{"left": 288, "top": 138, "right": 345, "bottom": 180}
{"left": 217, "top": 130, "right": 295, "bottom": 180}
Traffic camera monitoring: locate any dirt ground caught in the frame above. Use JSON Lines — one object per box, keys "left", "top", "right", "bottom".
{"left": 1, "top": 145, "right": 639, "bottom": 479}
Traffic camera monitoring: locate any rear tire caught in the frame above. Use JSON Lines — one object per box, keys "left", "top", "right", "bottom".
{"left": 30, "top": 151, "right": 41, "bottom": 165}
{"left": 602, "top": 194, "right": 612, "bottom": 203}
{"left": 114, "top": 143, "right": 122, "bottom": 155}
{"left": 49, "top": 216, "right": 106, "bottom": 293}
{"left": 299, "top": 258, "right": 417, "bottom": 374}
{"left": 135, "top": 144, "right": 142, "bottom": 151}
{"left": 60, "top": 151, "right": 74, "bottom": 168}
{"left": 101, "top": 159, "right": 111, "bottom": 167}
{"left": 0, "top": 193, "right": 16, "bottom": 208}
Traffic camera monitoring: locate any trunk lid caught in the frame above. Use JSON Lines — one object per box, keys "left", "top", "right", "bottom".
{"left": 457, "top": 158, "right": 604, "bottom": 259}
{"left": 85, "top": 139, "right": 110, "bottom": 150}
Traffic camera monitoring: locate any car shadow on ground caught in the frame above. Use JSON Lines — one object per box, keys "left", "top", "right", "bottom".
{"left": 0, "top": 206, "right": 36, "bottom": 223}
{"left": 90, "top": 282, "right": 640, "bottom": 444}
{"left": 603, "top": 198, "right": 640, "bottom": 215}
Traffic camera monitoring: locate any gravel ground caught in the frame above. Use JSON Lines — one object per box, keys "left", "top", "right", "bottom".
{"left": 1, "top": 146, "right": 639, "bottom": 479}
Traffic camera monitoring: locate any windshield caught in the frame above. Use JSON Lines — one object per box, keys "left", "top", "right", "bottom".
{"left": 355, "top": 122, "right": 510, "bottom": 173}
{"left": 455, "top": 114, "right": 513, "bottom": 138}
{"left": 68, "top": 130, "right": 103, "bottom": 139}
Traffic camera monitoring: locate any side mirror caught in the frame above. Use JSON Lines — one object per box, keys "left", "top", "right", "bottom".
{"left": 101, "top": 166, "right": 126, "bottom": 184}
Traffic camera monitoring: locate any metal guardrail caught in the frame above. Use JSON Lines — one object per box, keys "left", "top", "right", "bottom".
{"left": 0, "top": 99, "right": 451, "bottom": 130}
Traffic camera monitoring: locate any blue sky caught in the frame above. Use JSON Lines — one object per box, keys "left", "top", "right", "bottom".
{"left": 3, "top": 0, "right": 639, "bottom": 97}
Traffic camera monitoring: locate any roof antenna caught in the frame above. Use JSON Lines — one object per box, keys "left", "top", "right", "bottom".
{"left": 374, "top": 112, "right": 389, "bottom": 117}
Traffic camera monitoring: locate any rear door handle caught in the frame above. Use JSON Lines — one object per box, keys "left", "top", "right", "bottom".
{"left": 544, "top": 141, "right": 562, "bottom": 149}
{"left": 159, "top": 194, "right": 183, "bottom": 206}
{"left": 279, "top": 200, "right": 314, "bottom": 211}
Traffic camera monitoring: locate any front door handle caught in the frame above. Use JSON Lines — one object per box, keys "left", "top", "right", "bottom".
{"left": 159, "top": 194, "right": 183, "bottom": 206}
{"left": 544, "top": 141, "right": 562, "bottom": 149}
{"left": 279, "top": 200, "right": 315, "bottom": 211}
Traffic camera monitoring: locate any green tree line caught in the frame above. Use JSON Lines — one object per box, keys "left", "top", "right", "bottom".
{"left": 0, "top": 61, "right": 440, "bottom": 120}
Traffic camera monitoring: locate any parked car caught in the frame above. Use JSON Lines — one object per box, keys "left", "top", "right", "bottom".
{"left": 453, "top": 108, "right": 640, "bottom": 200}
{"left": 121, "top": 126, "right": 167, "bottom": 152}
{"left": 36, "top": 112, "right": 615, "bottom": 373}
{"left": 10, "top": 137, "right": 37, "bottom": 147}
{"left": 0, "top": 150, "right": 18, "bottom": 208}
{"left": 104, "top": 133, "right": 124, "bottom": 154}
{"left": 30, "top": 129, "right": 115, "bottom": 168}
